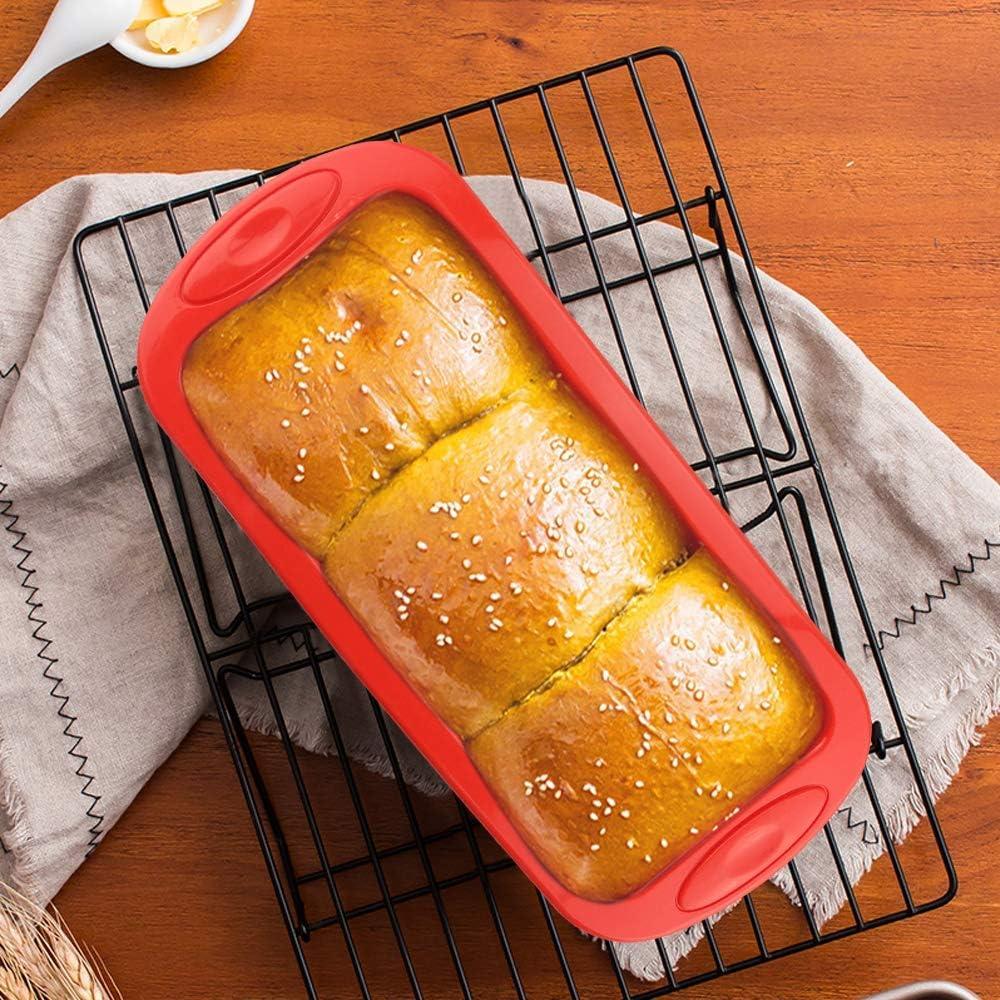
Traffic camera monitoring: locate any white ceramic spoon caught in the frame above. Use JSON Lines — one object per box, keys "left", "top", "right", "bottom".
{"left": 0, "top": 0, "right": 140, "bottom": 120}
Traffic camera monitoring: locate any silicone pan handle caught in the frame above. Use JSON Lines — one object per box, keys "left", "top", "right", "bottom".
{"left": 676, "top": 785, "right": 828, "bottom": 912}
{"left": 180, "top": 168, "right": 343, "bottom": 307}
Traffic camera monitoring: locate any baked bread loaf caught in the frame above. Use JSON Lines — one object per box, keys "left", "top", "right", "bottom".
{"left": 183, "top": 193, "right": 821, "bottom": 901}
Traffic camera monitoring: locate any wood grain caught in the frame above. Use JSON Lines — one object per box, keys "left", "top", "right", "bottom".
{"left": 1, "top": 0, "right": 996, "bottom": 997}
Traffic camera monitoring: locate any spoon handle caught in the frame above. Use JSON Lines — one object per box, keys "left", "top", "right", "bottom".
{"left": 0, "top": 49, "right": 56, "bottom": 119}
{"left": 0, "top": 0, "right": 138, "bottom": 121}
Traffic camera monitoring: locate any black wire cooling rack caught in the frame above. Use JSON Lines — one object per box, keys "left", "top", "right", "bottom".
{"left": 74, "top": 48, "right": 956, "bottom": 999}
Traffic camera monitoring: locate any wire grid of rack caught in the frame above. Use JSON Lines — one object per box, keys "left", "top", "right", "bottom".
{"left": 74, "top": 48, "right": 955, "bottom": 999}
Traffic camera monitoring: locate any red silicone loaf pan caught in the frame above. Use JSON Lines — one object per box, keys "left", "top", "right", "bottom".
{"left": 137, "top": 142, "right": 870, "bottom": 941}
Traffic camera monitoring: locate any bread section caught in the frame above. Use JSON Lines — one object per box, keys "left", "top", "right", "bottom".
{"left": 183, "top": 194, "right": 548, "bottom": 553}
{"left": 468, "top": 550, "right": 822, "bottom": 900}
{"left": 326, "top": 380, "right": 688, "bottom": 736}
{"left": 183, "top": 192, "right": 822, "bottom": 902}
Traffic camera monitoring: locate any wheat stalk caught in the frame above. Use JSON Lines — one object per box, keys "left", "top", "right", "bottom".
{"left": 0, "top": 906, "right": 58, "bottom": 994}
{"left": 48, "top": 935, "right": 107, "bottom": 1000}
{"left": 0, "top": 966, "right": 33, "bottom": 1000}
{"left": 0, "top": 884, "right": 117, "bottom": 1000}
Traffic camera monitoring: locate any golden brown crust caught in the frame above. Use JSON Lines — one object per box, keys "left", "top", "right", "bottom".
{"left": 182, "top": 194, "right": 547, "bottom": 553}
{"left": 325, "top": 380, "right": 689, "bottom": 736}
{"left": 184, "top": 193, "right": 822, "bottom": 903}
{"left": 468, "top": 550, "right": 822, "bottom": 901}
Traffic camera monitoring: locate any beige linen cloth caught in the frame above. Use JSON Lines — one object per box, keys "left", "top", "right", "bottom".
{"left": 0, "top": 170, "right": 997, "bottom": 981}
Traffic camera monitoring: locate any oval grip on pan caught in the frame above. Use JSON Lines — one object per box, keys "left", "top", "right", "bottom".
{"left": 677, "top": 785, "right": 828, "bottom": 911}
{"left": 180, "top": 168, "right": 342, "bottom": 307}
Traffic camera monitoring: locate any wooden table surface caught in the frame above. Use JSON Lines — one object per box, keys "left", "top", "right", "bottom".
{"left": 3, "top": 1, "right": 997, "bottom": 998}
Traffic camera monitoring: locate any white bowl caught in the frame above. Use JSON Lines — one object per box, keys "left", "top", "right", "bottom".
{"left": 111, "top": 0, "right": 254, "bottom": 69}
